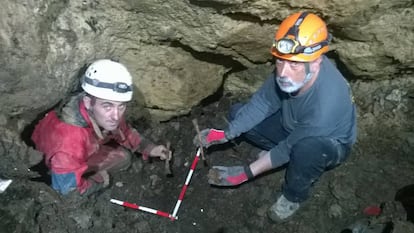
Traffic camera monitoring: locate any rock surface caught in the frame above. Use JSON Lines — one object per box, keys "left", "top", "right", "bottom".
{"left": 1, "top": 1, "right": 414, "bottom": 232}
{"left": 0, "top": 0, "right": 413, "bottom": 122}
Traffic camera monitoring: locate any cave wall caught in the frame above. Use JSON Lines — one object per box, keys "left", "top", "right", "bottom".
{"left": 0, "top": 0, "right": 413, "bottom": 178}
{"left": 1, "top": 0, "right": 412, "bottom": 123}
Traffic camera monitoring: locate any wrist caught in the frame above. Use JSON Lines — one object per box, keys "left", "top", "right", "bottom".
{"left": 244, "top": 165, "right": 254, "bottom": 180}
{"left": 223, "top": 128, "right": 232, "bottom": 140}
{"left": 142, "top": 144, "right": 156, "bottom": 160}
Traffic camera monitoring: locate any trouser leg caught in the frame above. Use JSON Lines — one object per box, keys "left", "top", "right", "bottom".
{"left": 87, "top": 144, "right": 132, "bottom": 180}
{"left": 228, "top": 103, "right": 288, "bottom": 150}
{"left": 282, "top": 137, "right": 351, "bottom": 203}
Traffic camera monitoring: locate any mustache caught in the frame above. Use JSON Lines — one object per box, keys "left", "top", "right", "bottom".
{"left": 276, "top": 76, "right": 291, "bottom": 81}
{"left": 276, "top": 76, "right": 294, "bottom": 85}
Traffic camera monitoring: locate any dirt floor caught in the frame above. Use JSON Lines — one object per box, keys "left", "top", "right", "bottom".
{"left": 1, "top": 85, "right": 414, "bottom": 233}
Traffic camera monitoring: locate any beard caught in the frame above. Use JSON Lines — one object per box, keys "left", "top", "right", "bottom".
{"left": 275, "top": 76, "right": 305, "bottom": 93}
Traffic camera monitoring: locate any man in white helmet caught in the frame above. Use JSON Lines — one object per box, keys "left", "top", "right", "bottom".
{"left": 32, "top": 59, "right": 170, "bottom": 196}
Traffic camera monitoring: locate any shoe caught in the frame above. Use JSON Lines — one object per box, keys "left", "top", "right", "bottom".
{"left": 267, "top": 194, "right": 300, "bottom": 222}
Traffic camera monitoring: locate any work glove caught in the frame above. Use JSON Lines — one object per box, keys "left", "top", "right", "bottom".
{"left": 207, "top": 165, "right": 254, "bottom": 186}
{"left": 194, "top": 128, "right": 228, "bottom": 148}
{"left": 150, "top": 145, "right": 171, "bottom": 160}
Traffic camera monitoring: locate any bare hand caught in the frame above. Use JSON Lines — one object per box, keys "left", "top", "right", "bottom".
{"left": 97, "top": 170, "right": 110, "bottom": 187}
{"left": 150, "top": 145, "right": 171, "bottom": 160}
{"left": 90, "top": 170, "right": 110, "bottom": 187}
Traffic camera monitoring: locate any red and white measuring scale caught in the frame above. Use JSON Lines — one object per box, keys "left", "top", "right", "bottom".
{"left": 110, "top": 147, "right": 202, "bottom": 220}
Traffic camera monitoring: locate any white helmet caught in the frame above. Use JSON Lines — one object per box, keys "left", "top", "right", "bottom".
{"left": 81, "top": 59, "right": 133, "bottom": 102}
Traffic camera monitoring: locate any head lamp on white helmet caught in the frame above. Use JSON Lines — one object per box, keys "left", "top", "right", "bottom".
{"left": 81, "top": 59, "right": 133, "bottom": 102}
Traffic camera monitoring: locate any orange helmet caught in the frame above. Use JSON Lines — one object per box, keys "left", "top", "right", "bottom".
{"left": 271, "top": 12, "right": 331, "bottom": 62}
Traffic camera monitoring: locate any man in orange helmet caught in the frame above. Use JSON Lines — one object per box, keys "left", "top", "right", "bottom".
{"left": 194, "top": 12, "right": 357, "bottom": 222}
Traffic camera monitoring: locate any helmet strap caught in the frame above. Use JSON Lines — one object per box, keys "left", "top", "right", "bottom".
{"left": 303, "top": 62, "right": 313, "bottom": 84}
{"left": 87, "top": 110, "right": 105, "bottom": 140}
{"left": 285, "top": 12, "right": 309, "bottom": 39}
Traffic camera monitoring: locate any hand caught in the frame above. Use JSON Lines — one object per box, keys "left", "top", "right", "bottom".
{"left": 150, "top": 145, "right": 171, "bottom": 160}
{"left": 193, "top": 128, "right": 228, "bottom": 148}
{"left": 83, "top": 170, "right": 110, "bottom": 196}
{"left": 90, "top": 170, "right": 110, "bottom": 188}
{"left": 207, "top": 165, "right": 253, "bottom": 186}
{"left": 98, "top": 170, "right": 110, "bottom": 188}
{"left": 83, "top": 181, "right": 105, "bottom": 196}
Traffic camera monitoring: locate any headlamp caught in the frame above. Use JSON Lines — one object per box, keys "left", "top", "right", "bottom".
{"left": 83, "top": 76, "right": 132, "bottom": 93}
{"left": 273, "top": 37, "right": 330, "bottom": 55}
{"left": 273, "top": 38, "right": 301, "bottom": 54}
{"left": 112, "top": 82, "right": 131, "bottom": 93}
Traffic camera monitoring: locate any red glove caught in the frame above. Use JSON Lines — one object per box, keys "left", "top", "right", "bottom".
{"left": 207, "top": 166, "right": 254, "bottom": 186}
{"left": 194, "top": 128, "right": 228, "bottom": 148}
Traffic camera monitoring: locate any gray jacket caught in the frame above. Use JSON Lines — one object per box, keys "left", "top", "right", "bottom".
{"left": 226, "top": 56, "right": 357, "bottom": 161}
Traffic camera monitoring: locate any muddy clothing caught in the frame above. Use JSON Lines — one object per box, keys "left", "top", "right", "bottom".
{"left": 227, "top": 56, "right": 357, "bottom": 202}
{"left": 31, "top": 93, "right": 155, "bottom": 195}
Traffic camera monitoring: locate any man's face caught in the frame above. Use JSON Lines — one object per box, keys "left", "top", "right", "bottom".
{"left": 275, "top": 58, "right": 308, "bottom": 93}
{"left": 86, "top": 97, "right": 127, "bottom": 131}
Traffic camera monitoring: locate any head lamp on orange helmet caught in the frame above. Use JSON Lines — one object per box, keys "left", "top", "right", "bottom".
{"left": 271, "top": 12, "right": 331, "bottom": 62}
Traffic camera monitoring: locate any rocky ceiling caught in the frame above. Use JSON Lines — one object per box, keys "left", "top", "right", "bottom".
{"left": 0, "top": 0, "right": 413, "bottom": 124}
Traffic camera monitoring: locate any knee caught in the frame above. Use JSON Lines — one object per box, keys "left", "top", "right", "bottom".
{"left": 120, "top": 148, "right": 132, "bottom": 165}
{"left": 114, "top": 148, "right": 132, "bottom": 171}
{"left": 290, "top": 137, "right": 324, "bottom": 164}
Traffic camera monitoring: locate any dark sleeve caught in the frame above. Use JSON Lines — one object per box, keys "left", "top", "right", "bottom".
{"left": 227, "top": 75, "right": 282, "bottom": 139}
{"left": 269, "top": 76, "right": 355, "bottom": 167}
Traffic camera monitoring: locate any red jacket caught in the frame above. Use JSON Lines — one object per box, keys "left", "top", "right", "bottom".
{"left": 31, "top": 94, "right": 154, "bottom": 194}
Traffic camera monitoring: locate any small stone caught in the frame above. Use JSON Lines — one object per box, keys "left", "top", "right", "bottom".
{"left": 328, "top": 203, "right": 343, "bottom": 218}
